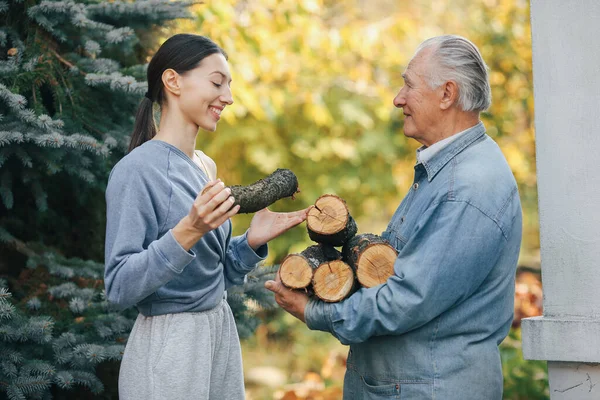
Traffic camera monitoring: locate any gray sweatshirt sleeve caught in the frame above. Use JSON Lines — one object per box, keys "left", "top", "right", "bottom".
{"left": 104, "top": 160, "right": 195, "bottom": 309}
{"left": 223, "top": 231, "right": 268, "bottom": 288}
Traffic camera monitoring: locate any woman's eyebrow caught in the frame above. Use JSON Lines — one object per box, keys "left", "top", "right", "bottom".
{"left": 210, "top": 71, "right": 232, "bottom": 83}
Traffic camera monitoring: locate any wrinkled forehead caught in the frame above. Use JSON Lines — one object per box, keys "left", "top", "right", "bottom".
{"left": 405, "top": 48, "right": 435, "bottom": 79}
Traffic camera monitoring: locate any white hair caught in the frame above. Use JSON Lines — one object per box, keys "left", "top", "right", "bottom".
{"left": 414, "top": 35, "right": 492, "bottom": 112}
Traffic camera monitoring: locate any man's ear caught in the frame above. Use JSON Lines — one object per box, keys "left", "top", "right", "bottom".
{"left": 162, "top": 69, "right": 181, "bottom": 97}
{"left": 440, "top": 80, "right": 458, "bottom": 110}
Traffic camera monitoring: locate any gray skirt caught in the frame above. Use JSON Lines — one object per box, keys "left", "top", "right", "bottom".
{"left": 118, "top": 300, "right": 245, "bottom": 400}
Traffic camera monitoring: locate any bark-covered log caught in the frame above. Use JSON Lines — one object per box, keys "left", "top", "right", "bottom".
{"left": 342, "top": 233, "right": 398, "bottom": 288}
{"left": 312, "top": 260, "right": 356, "bottom": 302}
{"left": 307, "top": 194, "right": 357, "bottom": 246}
{"left": 280, "top": 245, "right": 341, "bottom": 289}
{"left": 202, "top": 169, "right": 299, "bottom": 213}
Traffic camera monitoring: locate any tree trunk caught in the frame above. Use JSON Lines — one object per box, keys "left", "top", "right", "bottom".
{"left": 307, "top": 194, "right": 357, "bottom": 246}
{"left": 280, "top": 245, "right": 341, "bottom": 289}
{"left": 312, "top": 260, "right": 356, "bottom": 302}
{"left": 203, "top": 169, "right": 299, "bottom": 213}
{"left": 342, "top": 233, "right": 398, "bottom": 288}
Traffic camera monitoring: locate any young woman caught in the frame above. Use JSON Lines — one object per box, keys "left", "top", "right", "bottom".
{"left": 104, "top": 34, "right": 307, "bottom": 400}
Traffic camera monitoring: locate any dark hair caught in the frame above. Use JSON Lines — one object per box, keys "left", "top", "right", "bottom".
{"left": 128, "top": 34, "right": 228, "bottom": 153}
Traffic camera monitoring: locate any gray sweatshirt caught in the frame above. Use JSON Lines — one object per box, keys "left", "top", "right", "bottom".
{"left": 104, "top": 140, "right": 267, "bottom": 316}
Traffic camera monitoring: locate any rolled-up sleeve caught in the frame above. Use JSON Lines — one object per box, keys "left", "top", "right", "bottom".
{"left": 305, "top": 200, "right": 506, "bottom": 345}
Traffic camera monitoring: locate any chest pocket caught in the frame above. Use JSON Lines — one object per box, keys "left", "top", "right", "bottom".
{"left": 383, "top": 191, "right": 418, "bottom": 253}
{"left": 382, "top": 227, "right": 408, "bottom": 253}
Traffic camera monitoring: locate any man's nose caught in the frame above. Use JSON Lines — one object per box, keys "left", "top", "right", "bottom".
{"left": 393, "top": 92, "right": 405, "bottom": 108}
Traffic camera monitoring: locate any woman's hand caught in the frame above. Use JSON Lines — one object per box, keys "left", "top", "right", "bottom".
{"left": 173, "top": 179, "right": 239, "bottom": 250}
{"left": 246, "top": 207, "right": 309, "bottom": 250}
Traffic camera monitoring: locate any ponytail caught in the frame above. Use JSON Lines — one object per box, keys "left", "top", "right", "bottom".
{"left": 128, "top": 96, "right": 157, "bottom": 153}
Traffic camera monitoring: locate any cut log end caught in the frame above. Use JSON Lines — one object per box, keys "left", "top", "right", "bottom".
{"left": 307, "top": 195, "right": 357, "bottom": 247}
{"left": 356, "top": 244, "right": 397, "bottom": 288}
{"left": 280, "top": 255, "right": 314, "bottom": 289}
{"left": 312, "top": 260, "right": 355, "bottom": 303}
{"left": 307, "top": 195, "right": 349, "bottom": 235}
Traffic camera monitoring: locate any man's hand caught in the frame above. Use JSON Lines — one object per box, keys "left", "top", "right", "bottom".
{"left": 265, "top": 271, "right": 309, "bottom": 323}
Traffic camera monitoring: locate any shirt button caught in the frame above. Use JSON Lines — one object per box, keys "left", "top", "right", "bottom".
{"left": 400, "top": 216, "right": 405, "bottom": 223}
{"left": 413, "top": 182, "right": 419, "bottom": 190}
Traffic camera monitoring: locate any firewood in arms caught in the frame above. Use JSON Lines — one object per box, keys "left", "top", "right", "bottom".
{"left": 280, "top": 244, "right": 342, "bottom": 290}
{"left": 342, "top": 233, "right": 397, "bottom": 288}
{"left": 306, "top": 194, "right": 357, "bottom": 247}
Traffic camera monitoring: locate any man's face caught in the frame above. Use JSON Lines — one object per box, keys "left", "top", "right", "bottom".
{"left": 393, "top": 50, "right": 443, "bottom": 146}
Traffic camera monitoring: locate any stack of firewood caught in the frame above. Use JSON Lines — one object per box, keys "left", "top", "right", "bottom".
{"left": 280, "top": 194, "right": 398, "bottom": 302}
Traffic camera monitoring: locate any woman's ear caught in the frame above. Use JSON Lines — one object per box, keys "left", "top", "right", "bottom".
{"left": 162, "top": 69, "right": 181, "bottom": 97}
{"left": 440, "top": 80, "right": 458, "bottom": 110}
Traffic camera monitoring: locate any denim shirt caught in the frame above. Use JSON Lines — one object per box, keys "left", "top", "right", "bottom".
{"left": 305, "top": 123, "right": 522, "bottom": 399}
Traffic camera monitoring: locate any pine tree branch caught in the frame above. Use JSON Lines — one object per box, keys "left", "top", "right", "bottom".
{"left": 80, "top": 120, "right": 105, "bottom": 137}
{"left": 55, "top": 67, "right": 75, "bottom": 110}
{"left": 50, "top": 49, "right": 86, "bottom": 76}
{"left": 0, "top": 235, "right": 36, "bottom": 259}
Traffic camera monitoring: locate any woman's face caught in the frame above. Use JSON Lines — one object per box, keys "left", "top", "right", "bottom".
{"left": 178, "top": 53, "right": 233, "bottom": 132}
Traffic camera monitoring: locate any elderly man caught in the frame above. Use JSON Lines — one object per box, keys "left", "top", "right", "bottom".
{"left": 266, "top": 35, "right": 522, "bottom": 399}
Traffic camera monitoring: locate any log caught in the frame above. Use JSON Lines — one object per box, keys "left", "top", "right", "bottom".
{"left": 280, "top": 245, "right": 341, "bottom": 289}
{"left": 342, "top": 233, "right": 398, "bottom": 288}
{"left": 312, "top": 260, "right": 356, "bottom": 302}
{"left": 202, "top": 169, "right": 299, "bottom": 213}
{"left": 307, "top": 194, "right": 357, "bottom": 246}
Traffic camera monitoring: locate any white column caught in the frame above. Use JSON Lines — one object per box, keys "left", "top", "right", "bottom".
{"left": 522, "top": 1, "right": 600, "bottom": 399}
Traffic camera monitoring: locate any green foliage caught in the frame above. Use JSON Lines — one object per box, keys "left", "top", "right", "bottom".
{"left": 501, "top": 328, "right": 549, "bottom": 400}
{"left": 227, "top": 264, "right": 279, "bottom": 340}
{"left": 242, "top": 307, "right": 348, "bottom": 385}
{"left": 0, "top": 0, "right": 201, "bottom": 398}
{"left": 0, "top": 243, "right": 138, "bottom": 399}
{"left": 0, "top": 0, "right": 194, "bottom": 258}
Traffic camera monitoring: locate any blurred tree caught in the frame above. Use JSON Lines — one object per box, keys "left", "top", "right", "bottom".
{"left": 181, "top": 0, "right": 536, "bottom": 265}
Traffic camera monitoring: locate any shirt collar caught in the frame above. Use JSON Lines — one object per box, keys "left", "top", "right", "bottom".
{"left": 416, "top": 121, "right": 486, "bottom": 182}
{"left": 417, "top": 126, "right": 472, "bottom": 164}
